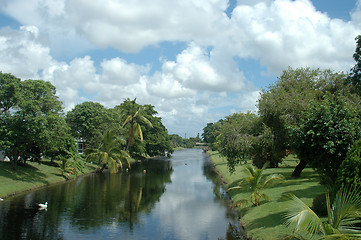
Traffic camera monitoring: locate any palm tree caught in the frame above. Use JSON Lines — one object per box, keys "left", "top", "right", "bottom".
{"left": 228, "top": 162, "right": 285, "bottom": 207}
{"left": 121, "top": 98, "right": 153, "bottom": 151}
{"left": 283, "top": 186, "right": 361, "bottom": 239}
{"left": 85, "top": 129, "right": 131, "bottom": 173}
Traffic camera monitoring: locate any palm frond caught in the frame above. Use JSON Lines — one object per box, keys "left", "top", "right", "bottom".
{"left": 140, "top": 115, "right": 153, "bottom": 128}
{"left": 330, "top": 186, "right": 361, "bottom": 232}
{"left": 263, "top": 174, "right": 286, "bottom": 188}
{"left": 283, "top": 193, "right": 323, "bottom": 237}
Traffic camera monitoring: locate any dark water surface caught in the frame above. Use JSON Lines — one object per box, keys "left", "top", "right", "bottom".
{"left": 0, "top": 149, "right": 244, "bottom": 240}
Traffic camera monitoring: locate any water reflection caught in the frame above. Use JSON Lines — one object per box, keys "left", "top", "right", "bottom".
{"left": 0, "top": 149, "right": 246, "bottom": 240}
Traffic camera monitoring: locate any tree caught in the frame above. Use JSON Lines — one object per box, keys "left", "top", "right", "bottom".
{"left": 336, "top": 138, "right": 361, "bottom": 188}
{"left": 85, "top": 129, "right": 130, "bottom": 173}
{"left": 284, "top": 186, "right": 361, "bottom": 239}
{"left": 347, "top": 35, "right": 361, "bottom": 95}
{"left": 216, "top": 112, "right": 262, "bottom": 173}
{"left": 292, "top": 93, "right": 361, "bottom": 185}
{"left": 169, "top": 134, "right": 184, "bottom": 148}
{"left": 202, "top": 121, "right": 223, "bottom": 150}
{"left": 120, "top": 98, "right": 153, "bottom": 153}
{"left": 228, "top": 163, "right": 285, "bottom": 207}
{"left": 258, "top": 67, "right": 352, "bottom": 177}
{"left": 66, "top": 101, "right": 109, "bottom": 149}
{"left": 0, "top": 73, "right": 71, "bottom": 169}
{"left": 251, "top": 124, "right": 282, "bottom": 168}
{"left": 142, "top": 104, "right": 173, "bottom": 157}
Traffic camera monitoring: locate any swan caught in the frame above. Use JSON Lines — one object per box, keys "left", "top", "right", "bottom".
{"left": 38, "top": 202, "right": 48, "bottom": 209}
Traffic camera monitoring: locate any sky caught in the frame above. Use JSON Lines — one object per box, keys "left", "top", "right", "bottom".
{"left": 0, "top": 0, "right": 360, "bottom": 138}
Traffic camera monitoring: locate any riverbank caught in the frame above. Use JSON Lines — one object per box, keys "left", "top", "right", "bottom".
{"left": 208, "top": 151, "right": 326, "bottom": 240}
{"left": 0, "top": 159, "right": 98, "bottom": 199}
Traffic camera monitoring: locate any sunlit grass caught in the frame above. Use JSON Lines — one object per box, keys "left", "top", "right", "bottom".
{"left": 209, "top": 151, "right": 326, "bottom": 240}
{"left": 0, "top": 159, "right": 97, "bottom": 198}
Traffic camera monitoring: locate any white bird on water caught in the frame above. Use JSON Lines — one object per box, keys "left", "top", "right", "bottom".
{"left": 38, "top": 202, "right": 48, "bottom": 210}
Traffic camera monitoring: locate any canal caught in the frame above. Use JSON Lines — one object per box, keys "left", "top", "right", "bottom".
{"left": 0, "top": 149, "right": 245, "bottom": 240}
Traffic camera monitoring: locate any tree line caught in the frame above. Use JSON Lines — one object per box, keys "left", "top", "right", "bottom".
{"left": 0, "top": 74, "right": 177, "bottom": 172}
{"left": 202, "top": 35, "right": 361, "bottom": 188}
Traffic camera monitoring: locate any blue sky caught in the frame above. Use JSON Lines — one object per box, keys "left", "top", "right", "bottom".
{"left": 0, "top": 0, "right": 360, "bottom": 137}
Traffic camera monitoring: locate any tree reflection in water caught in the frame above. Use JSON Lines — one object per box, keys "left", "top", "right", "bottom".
{"left": 0, "top": 150, "right": 248, "bottom": 240}
{"left": 0, "top": 159, "right": 173, "bottom": 240}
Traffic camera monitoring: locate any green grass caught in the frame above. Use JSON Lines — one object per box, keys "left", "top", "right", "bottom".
{"left": 208, "top": 151, "right": 326, "bottom": 240}
{"left": 0, "top": 159, "right": 97, "bottom": 198}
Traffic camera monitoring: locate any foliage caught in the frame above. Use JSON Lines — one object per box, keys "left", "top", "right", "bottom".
{"left": 347, "top": 35, "right": 361, "bottom": 95}
{"left": 216, "top": 112, "right": 261, "bottom": 173}
{"left": 291, "top": 93, "right": 361, "bottom": 185}
{"left": 119, "top": 98, "right": 153, "bottom": 153}
{"left": 57, "top": 157, "right": 73, "bottom": 178}
{"left": 202, "top": 121, "right": 223, "bottom": 150}
{"left": 66, "top": 101, "right": 110, "bottom": 149}
{"left": 311, "top": 193, "right": 328, "bottom": 217}
{"left": 257, "top": 67, "right": 351, "bottom": 177}
{"left": 337, "top": 138, "right": 361, "bottom": 188}
{"left": 169, "top": 134, "right": 184, "bottom": 148}
{"left": 283, "top": 186, "right": 361, "bottom": 239}
{"left": 56, "top": 148, "right": 85, "bottom": 178}
{"left": 85, "top": 130, "right": 130, "bottom": 173}
{"left": 251, "top": 124, "right": 283, "bottom": 168}
{"left": 228, "top": 163, "right": 285, "bottom": 207}
{"left": 142, "top": 104, "right": 173, "bottom": 157}
{"left": 0, "top": 73, "right": 72, "bottom": 169}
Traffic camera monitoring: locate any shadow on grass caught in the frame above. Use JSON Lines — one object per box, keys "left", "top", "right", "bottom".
{"left": 277, "top": 184, "right": 326, "bottom": 202}
{"left": 40, "top": 160, "right": 59, "bottom": 167}
{"left": 0, "top": 161, "right": 50, "bottom": 185}
{"left": 246, "top": 211, "right": 285, "bottom": 229}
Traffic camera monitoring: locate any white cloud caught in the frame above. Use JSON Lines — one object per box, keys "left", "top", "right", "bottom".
{"left": 229, "top": 0, "right": 360, "bottom": 74}
{"left": 0, "top": 25, "right": 52, "bottom": 79}
{"left": 148, "top": 43, "right": 245, "bottom": 97}
{"left": 64, "top": 0, "right": 230, "bottom": 52}
{"left": 1, "top": 0, "right": 361, "bottom": 136}
{"left": 101, "top": 58, "right": 149, "bottom": 85}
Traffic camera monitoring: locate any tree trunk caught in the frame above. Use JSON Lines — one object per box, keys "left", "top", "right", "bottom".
{"left": 291, "top": 158, "right": 308, "bottom": 177}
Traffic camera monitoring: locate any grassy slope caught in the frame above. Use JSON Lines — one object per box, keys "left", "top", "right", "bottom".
{"left": 0, "top": 160, "right": 97, "bottom": 198}
{"left": 208, "top": 151, "right": 326, "bottom": 240}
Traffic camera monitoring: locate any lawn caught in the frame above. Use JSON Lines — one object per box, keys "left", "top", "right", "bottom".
{"left": 208, "top": 151, "right": 326, "bottom": 240}
{"left": 0, "top": 159, "right": 97, "bottom": 198}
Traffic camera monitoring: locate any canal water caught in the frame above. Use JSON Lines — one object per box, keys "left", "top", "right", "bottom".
{"left": 0, "top": 149, "right": 245, "bottom": 240}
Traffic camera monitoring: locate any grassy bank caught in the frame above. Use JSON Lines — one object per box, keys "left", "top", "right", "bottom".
{"left": 208, "top": 151, "right": 326, "bottom": 240}
{"left": 0, "top": 160, "right": 97, "bottom": 199}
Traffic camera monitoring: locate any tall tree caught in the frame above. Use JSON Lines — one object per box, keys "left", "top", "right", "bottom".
{"left": 66, "top": 101, "right": 109, "bottom": 149}
{"left": 119, "top": 98, "right": 153, "bottom": 152}
{"left": 85, "top": 129, "right": 130, "bottom": 173}
{"left": 292, "top": 93, "right": 361, "bottom": 185}
{"left": 142, "top": 104, "right": 173, "bottom": 157}
{"left": 217, "top": 112, "right": 261, "bottom": 173}
{"left": 347, "top": 35, "right": 361, "bottom": 95}
{"left": 0, "top": 73, "right": 71, "bottom": 169}
{"left": 258, "top": 67, "right": 350, "bottom": 177}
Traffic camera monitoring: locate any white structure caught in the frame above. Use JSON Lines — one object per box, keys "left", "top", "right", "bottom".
{"left": 0, "top": 151, "right": 9, "bottom": 161}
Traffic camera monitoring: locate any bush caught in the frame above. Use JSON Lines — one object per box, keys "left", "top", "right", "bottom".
{"left": 336, "top": 138, "right": 361, "bottom": 188}
{"left": 311, "top": 193, "right": 328, "bottom": 217}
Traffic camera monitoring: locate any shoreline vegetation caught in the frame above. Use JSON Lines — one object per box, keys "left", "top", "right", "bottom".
{"left": 0, "top": 159, "right": 98, "bottom": 199}
{"left": 207, "top": 150, "right": 326, "bottom": 240}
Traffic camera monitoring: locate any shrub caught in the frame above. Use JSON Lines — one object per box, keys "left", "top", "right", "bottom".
{"left": 311, "top": 193, "right": 328, "bottom": 217}
{"left": 336, "top": 138, "right": 361, "bottom": 188}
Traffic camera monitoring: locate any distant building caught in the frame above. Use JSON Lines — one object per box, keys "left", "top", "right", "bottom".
{"left": 0, "top": 151, "right": 9, "bottom": 161}
{"left": 195, "top": 142, "right": 208, "bottom": 146}
{"left": 77, "top": 138, "right": 85, "bottom": 154}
